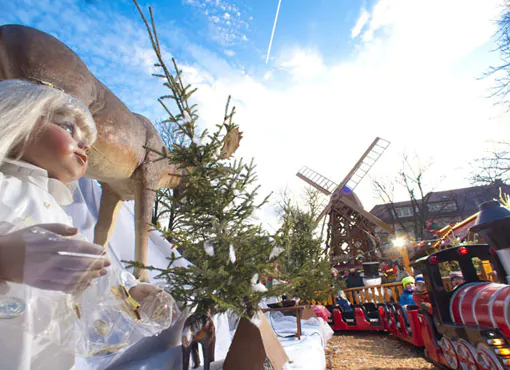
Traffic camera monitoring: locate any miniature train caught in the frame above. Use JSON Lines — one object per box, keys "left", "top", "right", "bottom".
{"left": 326, "top": 201, "right": 510, "bottom": 369}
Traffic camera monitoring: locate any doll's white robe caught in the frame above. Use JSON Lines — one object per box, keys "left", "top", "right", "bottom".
{"left": 0, "top": 159, "right": 77, "bottom": 370}
{"left": 0, "top": 160, "right": 183, "bottom": 370}
{"left": 66, "top": 178, "right": 190, "bottom": 370}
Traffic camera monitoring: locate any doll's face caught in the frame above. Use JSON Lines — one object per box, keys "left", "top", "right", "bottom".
{"left": 22, "top": 113, "right": 90, "bottom": 183}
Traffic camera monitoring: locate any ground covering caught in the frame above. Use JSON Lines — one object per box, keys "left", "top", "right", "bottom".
{"left": 326, "top": 332, "right": 438, "bottom": 370}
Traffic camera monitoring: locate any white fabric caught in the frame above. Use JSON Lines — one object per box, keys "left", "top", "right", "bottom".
{"left": 264, "top": 312, "right": 332, "bottom": 370}
{"left": 0, "top": 159, "right": 76, "bottom": 370}
{"left": 64, "top": 178, "right": 190, "bottom": 280}
{"left": 64, "top": 178, "right": 190, "bottom": 370}
{"left": 99, "top": 311, "right": 331, "bottom": 370}
{"left": 0, "top": 164, "right": 184, "bottom": 370}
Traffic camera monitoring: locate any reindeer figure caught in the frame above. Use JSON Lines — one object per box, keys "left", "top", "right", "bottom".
{"left": 182, "top": 313, "right": 216, "bottom": 370}
{"left": 0, "top": 24, "right": 183, "bottom": 279}
{"left": 0, "top": 25, "right": 242, "bottom": 280}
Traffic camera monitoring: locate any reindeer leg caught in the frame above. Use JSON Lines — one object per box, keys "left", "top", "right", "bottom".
{"left": 208, "top": 329, "right": 216, "bottom": 363}
{"left": 202, "top": 318, "right": 216, "bottom": 370}
{"left": 201, "top": 338, "right": 214, "bottom": 370}
{"left": 181, "top": 340, "right": 192, "bottom": 370}
{"left": 133, "top": 169, "right": 157, "bottom": 282}
{"left": 191, "top": 341, "right": 200, "bottom": 369}
{"left": 94, "top": 182, "right": 124, "bottom": 249}
{"left": 132, "top": 114, "right": 184, "bottom": 281}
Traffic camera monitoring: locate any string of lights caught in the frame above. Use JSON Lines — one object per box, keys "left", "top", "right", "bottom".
{"left": 332, "top": 234, "right": 472, "bottom": 267}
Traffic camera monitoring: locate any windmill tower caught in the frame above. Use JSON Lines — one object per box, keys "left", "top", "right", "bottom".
{"left": 296, "top": 137, "right": 393, "bottom": 264}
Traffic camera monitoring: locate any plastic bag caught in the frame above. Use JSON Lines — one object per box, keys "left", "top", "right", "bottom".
{"left": 72, "top": 269, "right": 181, "bottom": 357}
{"left": 0, "top": 226, "right": 180, "bottom": 357}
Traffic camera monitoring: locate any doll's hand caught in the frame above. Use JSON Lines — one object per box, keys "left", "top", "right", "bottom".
{"left": 129, "top": 284, "right": 179, "bottom": 327}
{"left": 0, "top": 223, "right": 110, "bottom": 293}
{"left": 128, "top": 283, "right": 160, "bottom": 302}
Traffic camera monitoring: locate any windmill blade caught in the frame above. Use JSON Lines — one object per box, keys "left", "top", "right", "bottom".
{"left": 336, "top": 137, "right": 390, "bottom": 193}
{"left": 296, "top": 166, "right": 338, "bottom": 195}
{"left": 317, "top": 201, "right": 332, "bottom": 221}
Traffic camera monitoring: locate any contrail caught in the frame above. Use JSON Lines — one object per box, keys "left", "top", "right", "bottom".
{"left": 265, "top": 0, "right": 283, "bottom": 64}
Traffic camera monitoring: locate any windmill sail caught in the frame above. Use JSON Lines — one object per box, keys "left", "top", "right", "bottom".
{"left": 295, "top": 137, "right": 393, "bottom": 264}
{"left": 296, "top": 166, "right": 338, "bottom": 196}
{"left": 336, "top": 137, "right": 390, "bottom": 194}
{"left": 314, "top": 137, "right": 390, "bottom": 220}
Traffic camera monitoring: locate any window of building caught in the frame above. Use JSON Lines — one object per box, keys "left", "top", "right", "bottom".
{"left": 428, "top": 201, "right": 457, "bottom": 213}
{"left": 391, "top": 206, "right": 413, "bottom": 218}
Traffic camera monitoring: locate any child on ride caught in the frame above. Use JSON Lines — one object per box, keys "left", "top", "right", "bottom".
{"left": 449, "top": 271, "right": 465, "bottom": 289}
{"left": 399, "top": 276, "right": 416, "bottom": 307}
{"left": 336, "top": 290, "right": 354, "bottom": 313}
{"left": 0, "top": 80, "right": 178, "bottom": 370}
{"left": 412, "top": 274, "right": 433, "bottom": 314}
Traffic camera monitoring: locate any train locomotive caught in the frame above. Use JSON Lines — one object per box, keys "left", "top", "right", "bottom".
{"left": 327, "top": 200, "right": 510, "bottom": 369}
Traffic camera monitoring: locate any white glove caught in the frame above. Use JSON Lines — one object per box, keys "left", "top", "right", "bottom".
{"left": 0, "top": 223, "right": 110, "bottom": 293}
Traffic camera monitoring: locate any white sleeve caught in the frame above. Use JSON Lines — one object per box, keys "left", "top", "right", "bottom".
{"left": 0, "top": 173, "right": 31, "bottom": 234}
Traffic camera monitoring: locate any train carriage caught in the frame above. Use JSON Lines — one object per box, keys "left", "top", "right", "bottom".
{"left": 326, "top": 201, "right": 510, "bottom": 369}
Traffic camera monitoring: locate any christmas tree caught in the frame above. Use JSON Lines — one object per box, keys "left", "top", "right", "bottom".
{"left": 132, "top": 1, "right": 283, "bottom": 319}
{"left": 274, "top": 188, "right": 336, "bottom": 302}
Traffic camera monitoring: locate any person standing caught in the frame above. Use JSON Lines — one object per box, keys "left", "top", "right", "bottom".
{"left": 395, "top": 258, "right": 409, "bottom": 282}
{"left": 346, "top": 268, "right": 364, "bottom": 288}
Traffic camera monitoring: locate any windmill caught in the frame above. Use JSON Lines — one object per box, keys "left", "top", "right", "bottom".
{"left": 296, "top": 137, "right": 393, "bottom": 264}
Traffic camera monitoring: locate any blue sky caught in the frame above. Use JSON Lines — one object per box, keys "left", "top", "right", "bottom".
{"left": 1, "top": 0, "right": 508, "bottom": 230}
{"left": 0, "top": 0, "right": 387, "bottom": 120}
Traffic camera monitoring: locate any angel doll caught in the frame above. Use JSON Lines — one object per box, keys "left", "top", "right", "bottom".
{"left": 0, "top": 80, "right": 178, "bottom": 370}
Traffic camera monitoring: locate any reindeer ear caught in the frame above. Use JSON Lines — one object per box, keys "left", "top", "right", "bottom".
{"left": 219, "top": 127, "right": 243, "bottom": 159}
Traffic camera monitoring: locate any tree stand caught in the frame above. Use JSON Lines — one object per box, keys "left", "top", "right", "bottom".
{"left": 223, "top": 313, "right": 289, "bottom": 370}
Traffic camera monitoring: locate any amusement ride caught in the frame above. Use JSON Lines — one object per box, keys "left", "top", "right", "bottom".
{"left": 326, "top": 200, "right": 510, "bottom": 370}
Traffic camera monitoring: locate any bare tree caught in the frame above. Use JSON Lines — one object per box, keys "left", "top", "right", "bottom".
{"left": 373, "top": 154, "right": 433, "bottom": 241}
{"left": 485, "top": 2, "right": 510, "bottom": 105}
{"left": 471, "top": 141, "right": 510, "bottom": 185}
{"left": 373, "top": 177, "right": 409, "bottom": 234}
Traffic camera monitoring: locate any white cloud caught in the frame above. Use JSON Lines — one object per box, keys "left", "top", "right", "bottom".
{"left": 3, "top": 0, "right": 507, "bottom": 232}
{"left": 279, "top": 49, "right": 326, "bottom": 81}
{"left": 351, "top": 8, "right": 370, "bottom": 39}
{"left": 176, "top": 0, "right": 508, "bottom": 229}
{"left": 183, "top": 0, "right": 251, "bottom": 46}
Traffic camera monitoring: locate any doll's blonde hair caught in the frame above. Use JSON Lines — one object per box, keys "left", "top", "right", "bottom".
{"left": 0, "top": 79, "right": 97, "bottom": 165}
